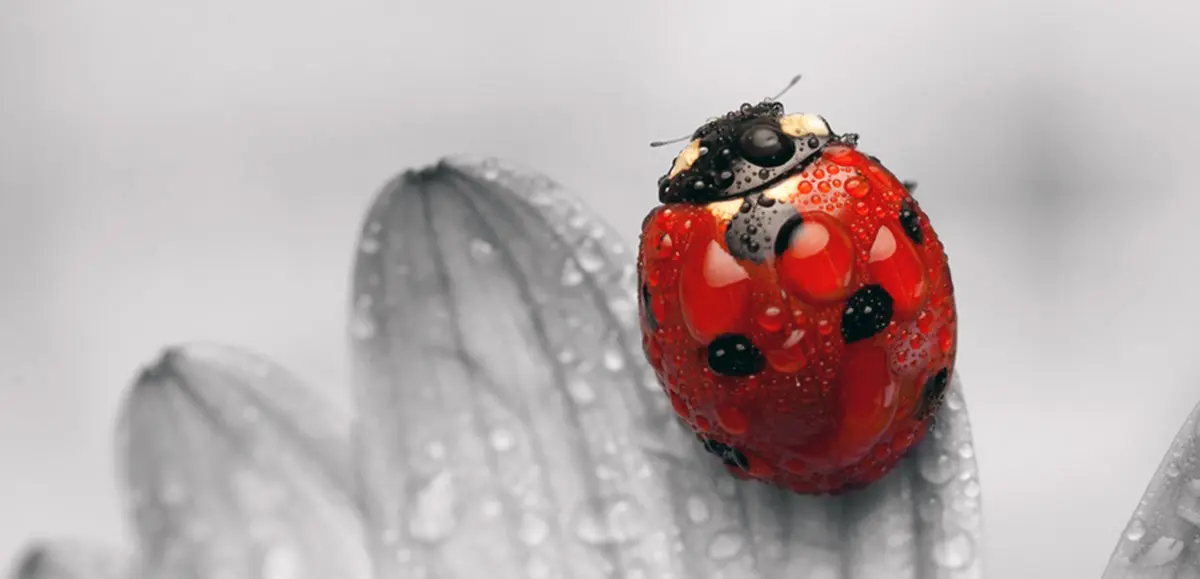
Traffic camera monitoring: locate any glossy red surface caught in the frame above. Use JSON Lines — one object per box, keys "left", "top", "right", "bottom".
{"left": 637, "top": 146, "right": 958, "bottom": 495}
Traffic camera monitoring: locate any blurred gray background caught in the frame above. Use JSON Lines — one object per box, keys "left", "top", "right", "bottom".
{"left": 1, "top": 1, "right": 1197, "bottom": 578}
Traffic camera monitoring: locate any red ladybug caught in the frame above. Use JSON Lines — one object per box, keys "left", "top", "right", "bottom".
{"left": 638, "top": 94, "right": 957, "bottom": 495}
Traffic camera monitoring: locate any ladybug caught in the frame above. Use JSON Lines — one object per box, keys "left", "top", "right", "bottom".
{"left": 637, "top": 80, "right": 957, "bottom": 495}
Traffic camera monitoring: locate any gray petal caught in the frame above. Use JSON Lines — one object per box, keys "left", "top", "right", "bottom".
{"left": 1102, "top": 399, "right": 1200, "bottom": 579}
{"left": 6, "top": 540, "right": 132, "bottom": 579}
{"left": 116, "top": 344, "right": 371, "bottom": 579}
{"left": 349, "top": 157, "right": 984, "bottom": 579}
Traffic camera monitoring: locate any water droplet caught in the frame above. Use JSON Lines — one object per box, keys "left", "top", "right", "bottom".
{"left": 469, "top": 238, "right": 495, "bottom": 261}
{"left": 1126, "top": 518, "right": 1147, "bottom": 542}
{"left": 490, "top": 429, "right": 515, "bottom": 451}
{"left": 957, "top": 443, "right": 975, "bottom": 459}
{"left": 963, "top": 479, "right": 981, "bottom": 498}
{"left": 518, "top": 512, "right": 550, "bottom": 546}
{"left": 687, "top": 495, "right": 710, "bottom": 523}
{"left": 576, "top": 243, "right": 606, "bottom": 274}
{"left": 359, "top": 236, "right": 381, "bottom": 255}
{"left": 409, "top": 472, "right": 457, "bottom": 542}
{"left": 349, "top": 309, "right": 377, "bottom": 340}
{"left": 481, "top": 499, "right": 503, "bottom": 517}
{"left": 1167, "top": 461, "right": 1181, "bottom": 478}
{"left": 931, "top": 530, "right": 974, "bottom": 569}
{"left": 917, "top": 496, "right": 942, "bottom": 522}
{"left": 566, "top": 377, "right": 596, "bottom": 404}
{"left": 561, "top": 260, "right": 584, "bottom": 286}
{"left": 918, "top": 452, "right": 957, "bottom": 485}
{"left": 574, "top": 497, "right": 648, "bottom": 545}
{"left": 1137, "top": 536, "right": 1184, "bottom": 566}
{"left": 707, "top": 531, "right": 745, "bottom": 560}
{"left": 946, "top": 391, "right": 963, "bottom": 410}
{"left": 603, "top": 348, "right": 626, "bottom": 372}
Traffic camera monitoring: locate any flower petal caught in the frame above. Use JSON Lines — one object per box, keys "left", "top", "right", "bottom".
{"left": 6, "top": 540, "right": 132, "bottom": 579}
{"left": 116, "top": 344, "right": 370, "bottom": 579}
{"left": 349, "top": 157, "right": 983, "bottom": 579}
{"left": 1102, "top": 399, "right": 1200, "bottom": 578}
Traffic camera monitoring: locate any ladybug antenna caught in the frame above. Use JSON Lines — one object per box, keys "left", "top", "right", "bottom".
{"left": 767, "top": 73, "right": 803, "bottom": 102}
{"left": 649, "top": 134, "right": 692, "bottom": 148}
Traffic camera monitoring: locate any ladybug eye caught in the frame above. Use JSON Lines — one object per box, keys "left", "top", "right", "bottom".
{"left": 737, "top": 124, "right": 795, "bottom": 167}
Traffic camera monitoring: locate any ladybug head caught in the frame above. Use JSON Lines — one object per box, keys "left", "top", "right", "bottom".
{"left": 653, "top": 76, "right": 851, "bottom": 205}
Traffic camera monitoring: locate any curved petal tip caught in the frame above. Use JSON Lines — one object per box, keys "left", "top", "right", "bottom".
{"left": 1103, "top": 399, "right": 1200, "bottom": 578}
{"left": 117, "top": 343, "right": 370, "bottom": 579}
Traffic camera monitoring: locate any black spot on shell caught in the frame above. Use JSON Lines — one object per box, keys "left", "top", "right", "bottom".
{"left": 840, "top": 285, "right": 894, "bottom": 344}
{"left": 700, "top": 437, "right": 750, "bottom": 471}
{"left": 773, "top": 213, "right": 804, "bottom": 257}
{"left": 916, "top": 368, "right": 951, "bottom": 420}
{"left": 640, "top": 282, "right": 659, "bottom": 331}
{"left": 899, "top": 199, "right": 923, "bottom": 245}
{"left": 706, "top": 334, "right": 765, "bottom": 377}
{"left": 724, "top": 193, "right": 799, "bottom": 263}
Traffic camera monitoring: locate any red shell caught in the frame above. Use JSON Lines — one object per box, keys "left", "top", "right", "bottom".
{"left": 637, "top": 146, "right": 958, "bottom": 495}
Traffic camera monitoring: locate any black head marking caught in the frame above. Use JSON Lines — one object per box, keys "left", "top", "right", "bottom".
{"left": 658, "top": 101, "right": 835, "bottom": 205}
{"left": 899, "top": 199, "right": 923, "bottom": 245}
{"left": 706, "top": 333, "right": 765, "bottom": 377}
{"left": 723, "top": 193, "right": 801, "bottom": 263}
{"left": 916, "top": 368, "right": 951, "bottom": 420}
{"left": 840, "top": 285, "right": 895, "bottom": 344}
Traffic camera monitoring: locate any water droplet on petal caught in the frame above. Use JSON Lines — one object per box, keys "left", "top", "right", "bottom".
{"left": 1167, "top": 461, "right": 1181, "bottom": 478}
{"left": 359, "top": 236, "right": 381, "bottom": 255}
{"left": 573, "top": 497, "right": 648, "bottom": 545}
{"left": 963, "top": 479, "right": 981, "bottom": 498}
{"left": 489, "top": 429, "right": 515, "bottom": 451}
{"left": 603, "top": 348, "right": 626, "bottom": 372}
{"left": 561, "top": 260, "right": 584, "bottom": 286}
{"left": 481, "top": 499, "right": 503, "bottom": 517}
{"left": 349, "top": 309, "right": 377, "bottom": 340}
{"left": 518, "top": 512, "right": 549, "bottom": 546}
{"left": 1125, "top": 518, "right": 1147, "bottom": 542}
{"left": 707, "top": 531, "right": 745, "bottom": 560}
{"left": 931, "top": 530, "right": 974, "bottom": 569}
{"left": 686, "top": 495, "right": 710, "bottom": 523}
{"left": 566, "top": 377, "right": 596, "bottom": 404}
{"left": 917, "top": 496, "right": 942, "bottom": 522}
{"left": 918, "top": 452, "right": 957, "bottom": 485}
{"left": 408, "top": 472, "right": 457, "bottom": 542}
{"left": 957, "top": 443, "right": 975, "bottom": 459}
{"left": 1137, "top": 536, "right": 1184, "bottom": 566}
{"left": 469, "top": 238, "right": 495, "bottom": 261}
{"left": 605, "top": 499, "right": 647, "bottom": 542}
{"left": 576, "top": 244, "right": 605, "bottom": 273}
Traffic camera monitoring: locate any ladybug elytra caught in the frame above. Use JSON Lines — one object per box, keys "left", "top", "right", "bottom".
{"left": 638, "top": 81, "right": 958, "bottom": 495}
